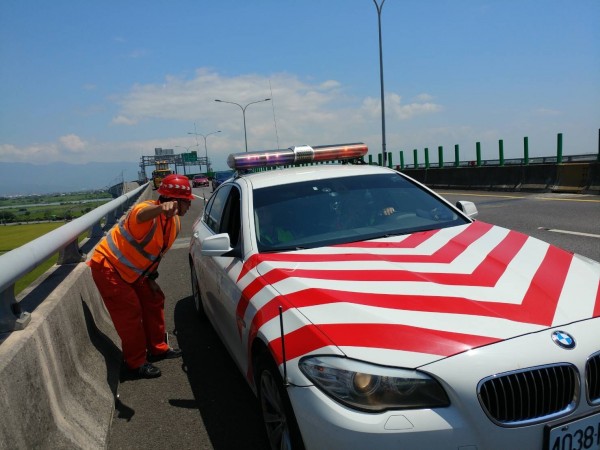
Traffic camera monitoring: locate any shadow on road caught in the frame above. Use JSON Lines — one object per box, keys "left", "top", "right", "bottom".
{"left": 173, "top": 295, "right": 270, "bottom": 450}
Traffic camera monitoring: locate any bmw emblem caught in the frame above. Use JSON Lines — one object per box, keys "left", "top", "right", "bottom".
{"left": 551, "top": 331, "right": 576, "bottom": 349}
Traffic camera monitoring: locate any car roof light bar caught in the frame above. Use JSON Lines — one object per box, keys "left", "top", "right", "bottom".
{"left": 227, "top": 143, "right": 368, "bottom": 170}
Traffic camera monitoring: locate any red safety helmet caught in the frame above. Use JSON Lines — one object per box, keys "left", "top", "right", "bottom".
{"left": 157, "top": 174, "right": 194, "bottom": 200}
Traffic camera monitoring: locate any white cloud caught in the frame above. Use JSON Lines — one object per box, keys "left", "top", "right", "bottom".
{"left": 0, "top": 142, "right": 61, "bottom": 162}
{"left": 59, "top": 134, "right": 86, "bottom": 152}
{"left": 1, "top": 70, "right": 442, "bottom": 167}
{"left": 415, "top": 93, "right": 434, "bottom": 102}
{"left": 112, "top": 115, "right": 138, "bottom": 125}
{"left": 362, "top": 92, "right": 443, "bottom": 120}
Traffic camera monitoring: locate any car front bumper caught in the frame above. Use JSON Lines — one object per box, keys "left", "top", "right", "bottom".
{"left": 287, "top": 374, "right": 598, "bottom": 450}
{"left": 288, "top": 384, "right": 492, "bottom": 450}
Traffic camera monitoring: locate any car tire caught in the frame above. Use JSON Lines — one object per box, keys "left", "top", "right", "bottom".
{"left": 255, "top": 352, "right": 305, "bottom": 450}
{"left": 189, "top": 261, "right": 206, "bottom": 319}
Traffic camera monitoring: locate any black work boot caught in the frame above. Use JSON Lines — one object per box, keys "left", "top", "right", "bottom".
{"left": 136, "top": 362, "right": 161, "bottom": 378}
{"left": 148, "top": 347, "right": 182, "bottom": 362}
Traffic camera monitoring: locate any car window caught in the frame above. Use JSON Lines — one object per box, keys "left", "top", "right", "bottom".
{"left": 219, "top": 187, "right": 241, "bottom": 248}
{"left": 252, "top": 172, "right": 467, "bottom": 251}
{"left": 204, "top": 185, "right": 232, "bottom": 232}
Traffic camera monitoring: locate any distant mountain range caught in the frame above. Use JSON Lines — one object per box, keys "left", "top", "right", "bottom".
{"left": 0, "top": 161, "right": 144, "bottom": 196}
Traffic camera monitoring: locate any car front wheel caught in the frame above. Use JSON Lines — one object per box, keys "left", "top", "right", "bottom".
{"left": 255, "top": 353, "right": 305, "bottom": 450}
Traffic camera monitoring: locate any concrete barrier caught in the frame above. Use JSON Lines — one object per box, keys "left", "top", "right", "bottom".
{"left": 551, "top": 164, "right": 590, "bottom": 193}
{"left": 518, "top": 164, "right": 557, "bottom": 191}
{"left": 398, "top": 163, "right": 600, "bottom": 193}
{"left": 0, "top": 262, "right": 121, "bottom": 449}
{"left": 401, "top": 167, "right": 504, "bottom": 190}
{"left": 0, "top": 183, "right": 157, "bottom": 449}
{"left": 584, "top": 162, "right": 600, "bottom": 194}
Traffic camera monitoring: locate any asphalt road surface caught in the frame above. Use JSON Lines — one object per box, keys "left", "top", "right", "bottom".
{"left": 107, "top": 186, "right": 600, "bottom": 450}
{"left": 439, "top": 190, "right": 600, "bottom": 261}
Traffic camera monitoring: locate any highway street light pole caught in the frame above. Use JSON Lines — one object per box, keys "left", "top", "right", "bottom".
{"left": 187, "top": 129, "right": 221, "bottom": 173}
{"left": 373, "top": 0, "right": 387, "bottom": 167}
{"left": 214, "top": 98, "right": 271, "bottom": 152}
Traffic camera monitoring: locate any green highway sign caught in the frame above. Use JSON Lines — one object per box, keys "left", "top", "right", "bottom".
{"left": 183, "top": 151, "right": 197, "bottom": 162}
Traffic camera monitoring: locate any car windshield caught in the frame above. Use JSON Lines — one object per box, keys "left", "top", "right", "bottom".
{"left": 253, "top": 172, "right": 468, "bottom": 252}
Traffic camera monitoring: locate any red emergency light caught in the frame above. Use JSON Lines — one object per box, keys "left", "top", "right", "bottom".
{"left": 227, "top": 143, "right": 368, "bottom": 170}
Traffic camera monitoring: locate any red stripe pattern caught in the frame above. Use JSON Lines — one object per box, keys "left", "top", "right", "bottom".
{"left": 232, "top": 221, "right": 600, "bottom": 369}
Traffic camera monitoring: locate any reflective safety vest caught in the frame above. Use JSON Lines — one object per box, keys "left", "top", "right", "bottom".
{"left": 92, "top": 200, "right": 180, "bottom": 283}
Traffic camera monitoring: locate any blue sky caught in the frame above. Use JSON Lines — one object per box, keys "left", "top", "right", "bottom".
{"left": 1, "top": 0, "right": 599, "bottom": 173}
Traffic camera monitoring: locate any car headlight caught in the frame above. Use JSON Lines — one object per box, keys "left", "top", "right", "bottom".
{"left": 299, "top": 356, "right": 450, "bottom": 412}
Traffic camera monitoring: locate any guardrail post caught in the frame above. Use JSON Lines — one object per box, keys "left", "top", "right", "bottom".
{"left": 438, "top": 146, "right": 444, "bottom": 168}
{"left": 476, "top": 142, "right": 482, "bottom": 166}
{"left": 57, "top": 239, "right": 86, "bottom": 265}
{"left": 557, "top": 133, "right": 563, "bottom": 163}
{"left": 90, "top": 217, "right": 106, "bottom": 238}
{"left": 0, "top": 286, "right": 31, "bottom": 332}
{"left": 499, "top": 140, "right": 504, "bottom": 166}
{"left": 424, "top": 148, "right": 430, "bottom": 169}
{"left": 413, "top": 149, "right": 418, "bottom": 168}
{"left": 524, "top": 137, "right": 529, "bottom": 165}
{"left": 399, "top": 151, "right": 404, "bottom": 169}
{"left": 454, "top": 144, "right": 460, "bottom": 167}
{"left": 106, "top": 210, "right": 119, "bottom": 227}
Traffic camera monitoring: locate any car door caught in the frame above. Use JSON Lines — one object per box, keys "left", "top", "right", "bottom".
{"left": 200, "top": 183, "right": 247, "bottom": 368}
{"left": 199, "top": 185, "right": 231, "bottom": 318}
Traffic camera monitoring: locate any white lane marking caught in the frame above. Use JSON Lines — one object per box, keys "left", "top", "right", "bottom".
{"left": 538, "top": 227, "right": 600, "bottom": 239}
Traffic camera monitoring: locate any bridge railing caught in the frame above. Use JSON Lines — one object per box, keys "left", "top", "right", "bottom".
{"left": 0, "top": 182, "right": 150, "bottom": 333}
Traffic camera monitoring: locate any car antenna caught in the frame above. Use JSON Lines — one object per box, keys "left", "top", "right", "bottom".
{"left": 278, "top": 305, "right": 289, "bottom": 386}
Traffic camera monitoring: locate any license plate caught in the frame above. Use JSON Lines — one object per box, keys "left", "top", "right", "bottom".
{"left": 546, "top": 412, "right": 600, "bottom": 450}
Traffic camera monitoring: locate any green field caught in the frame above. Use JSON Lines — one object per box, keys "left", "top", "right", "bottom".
{"left": 0, "top": 191, "right": 109, "bottom": 207}
{"left": 0, "top": 222, "right": 85, "bottom": 295}
{"left": 0, "top": 191, "right": 111, "bottom": 223}
{"left": 1, "top": 192, "right": 112, "bottom": 295}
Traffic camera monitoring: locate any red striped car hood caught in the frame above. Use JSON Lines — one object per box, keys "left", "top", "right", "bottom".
{"left": 244, "top": 221, "right": 600, "bottom": 368}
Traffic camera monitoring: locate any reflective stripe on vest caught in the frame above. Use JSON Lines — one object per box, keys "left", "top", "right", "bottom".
{"left": 96, "top": 200, "right": 179, "bottom": 282}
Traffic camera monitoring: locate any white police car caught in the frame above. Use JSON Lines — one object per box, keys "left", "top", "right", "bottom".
{"left": 188, "top": 143, "right": 600, "bottom": 450}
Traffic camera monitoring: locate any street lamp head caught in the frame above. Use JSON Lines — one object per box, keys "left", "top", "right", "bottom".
{"left": 215, "top": 98, "right": 272, "bottom": 152}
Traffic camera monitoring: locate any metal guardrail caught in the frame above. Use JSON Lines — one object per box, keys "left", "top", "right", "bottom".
{"left": 406, "top": 153, "right": 598, "bottom": 169}
{"left": 0, "top": 182, "right": 150, "bottom": 333}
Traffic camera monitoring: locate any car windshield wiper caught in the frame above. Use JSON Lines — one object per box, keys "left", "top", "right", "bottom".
{"left": 260, "top": 246, "right": 308, "bottom": 253}
{"left": 382, "top": 226, "right": 447, "bottom": 238}
{"left": 381, "top": 231, "right": 410, "bottom": 238}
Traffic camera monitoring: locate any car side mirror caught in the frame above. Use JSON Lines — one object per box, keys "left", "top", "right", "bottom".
{"left": 200, "top": 233, "right": 233, "bottom": 256}
{"left": 456, "top": 201, "right": 478, "bottom": 219}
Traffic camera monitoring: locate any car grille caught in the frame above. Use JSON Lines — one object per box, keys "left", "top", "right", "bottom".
{"left": 587, "top": 352, "right": 600, "bottom": 404}
{"left": 478, "top": 363, "right": 579, "bottom": 426}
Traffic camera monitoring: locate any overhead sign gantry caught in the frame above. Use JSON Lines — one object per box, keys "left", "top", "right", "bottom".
{"left": 138, "top": 148, "right": 210, "bottom": 181}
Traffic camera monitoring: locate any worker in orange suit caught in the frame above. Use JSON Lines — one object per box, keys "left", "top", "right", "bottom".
{"left": 88, "top": 174, "right": 193, "bottom": 379}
